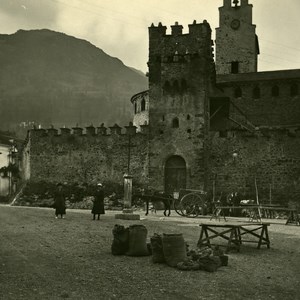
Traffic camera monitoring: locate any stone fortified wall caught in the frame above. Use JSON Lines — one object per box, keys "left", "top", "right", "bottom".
{"left": 23, "top": 124, "right": 300, "bottom": 204}
{"left": 207, "top": 128, "right": 300, "bottom": 203}
{"left": 23, "top": 124, "right": 149, "bottom": 187}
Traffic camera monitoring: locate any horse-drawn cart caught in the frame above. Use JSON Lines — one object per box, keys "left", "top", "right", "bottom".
{"left": 132, "top": 188, "right": 207, "bottom": 217}
{"left": 132, "top": 190, "right": 174, "bottom": 216}
{"left": 174, "top": 189, "right": 207, "bottom": 218}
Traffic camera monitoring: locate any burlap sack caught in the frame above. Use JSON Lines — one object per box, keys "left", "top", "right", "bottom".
{"left": 111, "top": 224, "right": 129, "bottom": 255}
{"left": 199, "top": 256, "right": 221, "bottom": 272}
{"left": 126, "top": 224, "right": 149, "bottom": 256}
{"left": 150, "top": 233, "right": 165, "bottom": 263}
{"left": 162, "top": 233, "right": 187, "bottom": 267}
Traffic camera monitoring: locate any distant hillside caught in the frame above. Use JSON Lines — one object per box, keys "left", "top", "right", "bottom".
{"left": 0, "top": 29, "right": 147, "bottom": 137}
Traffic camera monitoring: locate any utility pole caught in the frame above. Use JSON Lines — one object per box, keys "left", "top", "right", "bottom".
{"left": 115, "top": 123, "right": 140, "bottom": 220}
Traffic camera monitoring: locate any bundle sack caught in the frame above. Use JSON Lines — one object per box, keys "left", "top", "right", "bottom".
{"left": 219, "top": 255, "right": 229, "bottom": 266}
{"left": 177, "top": 260, "right": 200, "bottom": 271}
{"left": 126, "top": 224, "right": 149, "bottom": 256}
{"left": 162, "top": 233, "right": 187, "bottom": 267}
{"left": 212, "top": 245, "right": 229, "bottom": 266}
{"left": 198, "top": 256, "right": 222, "bottom": 272}
{"left": 111, "top": 224, "right": 129, "bottom": 255}
{"left": 150, "top": 234, "right": 165, "bottom": 263}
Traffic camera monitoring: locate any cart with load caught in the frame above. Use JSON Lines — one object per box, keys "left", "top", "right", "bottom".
{"left": 174, "top": 189, "right": 207, "bottom": 218}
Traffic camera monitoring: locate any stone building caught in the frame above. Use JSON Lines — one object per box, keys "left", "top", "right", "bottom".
{"left": 23, "top": 0, "right": 300, "bottom": 203}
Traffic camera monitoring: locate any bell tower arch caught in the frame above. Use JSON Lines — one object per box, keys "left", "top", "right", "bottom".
{"left": 215, "top": 0, "right": 259, "bottom": 74}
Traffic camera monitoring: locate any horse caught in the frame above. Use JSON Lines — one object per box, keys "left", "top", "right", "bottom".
{"left": 132, "top": 191, "right": 174, "bottom": 216}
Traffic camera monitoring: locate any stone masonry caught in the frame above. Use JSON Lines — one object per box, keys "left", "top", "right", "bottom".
{"left": 22, "top": 0, "right": 300, "bottom": 205}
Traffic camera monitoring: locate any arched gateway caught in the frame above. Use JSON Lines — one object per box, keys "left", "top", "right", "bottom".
{"left": 164, "top": 155, "right": 186, "bottom": 194}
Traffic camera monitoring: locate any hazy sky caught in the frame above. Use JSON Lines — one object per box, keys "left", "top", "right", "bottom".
{"left": 1, "top": 0, "right": 300, "bottom": 73}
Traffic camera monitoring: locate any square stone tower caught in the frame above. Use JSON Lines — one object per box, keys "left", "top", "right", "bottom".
{"left": 215, "top": 0, "right": 259, "bottom": 74}
{"left": 146, "top": 20, "right": 215, "bottom": 193}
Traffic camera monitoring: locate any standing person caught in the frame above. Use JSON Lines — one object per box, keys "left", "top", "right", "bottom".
{"left": 232, "top": 192, "right": 241, "bottom": 217}
{"left": 92, "top": 183, "right": 105, "bottom": 220}
{"left": 53, "top": 183, "right": 66, "bottom": 219}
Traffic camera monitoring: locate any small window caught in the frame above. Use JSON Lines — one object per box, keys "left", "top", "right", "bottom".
{"left": 291, "top": 84, "right": 298, "bottom": 97}
{"left": 141, "top": 98, "right": 146, "bottom": 111}
{"left": 231, "top": 0, "right": 240, "bottom": 6}
{"left": 231, "top": 62, "right": 239, "bottom": 74}
{"left": 187, "top": 129, "right": 191, "bottom": 134}
{"left": 172, "top": 118, "right": 179, "bottom": 128}
{"left": 253, "top": 86, "right": 260, "bottom": 99}
{"left": 162, "top": 115, "right": 165, "bottom": 121}
{"left": 234, "top": 87, "right": 242, "bottom": 98}
{"left": 271, "top": 85, "right": 279, "bottom": 97}
{"left": 187, "top": 114, "right": 191, "bottom": 120}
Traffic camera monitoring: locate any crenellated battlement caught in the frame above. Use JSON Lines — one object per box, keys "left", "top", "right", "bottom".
{"left": 149, "top": 20, "right": 211, "bottom": 38}
{"left": 214, "top": 126, "right": 300, "bottom": 138}
{"left": 222, "top": 0, "right": 249, "bottom": 8}
{"left": 148, "top": 20, "right": 212, "bottom": 59}
{"left": 28, "top": 122, "right": 149, "bottom": 140}
{"left": 30, "top": 123, "right": 300, "bottom": 139}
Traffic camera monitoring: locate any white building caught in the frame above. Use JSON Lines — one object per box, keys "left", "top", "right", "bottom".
{"left": 0, "top": 143, "right": 11, "bottom": 197}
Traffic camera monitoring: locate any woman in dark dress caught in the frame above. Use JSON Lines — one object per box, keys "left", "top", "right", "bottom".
{"left": 92, "top": 183, "right": 105, "bottom": 220}
{"left": 53, "top": 183, "right": 66, "bottom": 219}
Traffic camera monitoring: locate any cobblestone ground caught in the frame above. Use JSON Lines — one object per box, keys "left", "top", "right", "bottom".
{"left": 0, "top": 205, "right": 299, "bottom": 300}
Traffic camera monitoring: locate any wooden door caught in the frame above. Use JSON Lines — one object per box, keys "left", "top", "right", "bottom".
{"left": 164, "top": 156, "right": 186, "bottom": 194}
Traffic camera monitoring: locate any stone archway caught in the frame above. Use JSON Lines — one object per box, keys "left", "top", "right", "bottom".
{"left": 164, "top": 155, "right": 186, "bottom": 194}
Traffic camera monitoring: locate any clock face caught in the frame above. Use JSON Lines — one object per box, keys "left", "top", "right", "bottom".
{"left": 231, "top": 19, "right": 240, "bottom": 30}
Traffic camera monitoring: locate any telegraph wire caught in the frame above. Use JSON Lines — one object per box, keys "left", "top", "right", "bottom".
{"left": 76, "top": 0, "right": 152, "bottom": 24}
{"left": 50, "top": 0, "right": 300, "bottom": 57}
{"left": 260, "top": 38, "right": 300, "bottom": 54}
{"left": 262, "top": 45, "right": 300, "bottom": 61}
{"left": 49, "top": 0, "right": 146, "bottom": 29}
{"left": 258, "top": 59, "right": 292, "bottom": 68}
{"left": 262, "top": 53, "right": 300, "bottom": 65}
{"left": 48, "top": 0, "right": 300, "bottom": 70}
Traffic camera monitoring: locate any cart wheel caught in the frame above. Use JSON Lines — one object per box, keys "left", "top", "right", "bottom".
{"left": 174, "top": 199, "right": 185, "bottom": 216}
{"left": 180, "top": 193, "right": 204, "bottom": 218}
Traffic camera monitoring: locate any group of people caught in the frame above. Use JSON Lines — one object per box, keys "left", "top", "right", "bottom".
{"left": 53, "top": 182, "right": 105, "bottom": 220}
{"left": 216, "top": 191, "right": 242, "bottom": 217}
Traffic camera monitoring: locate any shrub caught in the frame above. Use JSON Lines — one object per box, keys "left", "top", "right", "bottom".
{"left": 14, "top": 179, "right": 129, "bottom": 209}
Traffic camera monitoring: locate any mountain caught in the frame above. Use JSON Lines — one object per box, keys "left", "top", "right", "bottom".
{"left": 0, "top": 29, "right": 148, "bottom": 137}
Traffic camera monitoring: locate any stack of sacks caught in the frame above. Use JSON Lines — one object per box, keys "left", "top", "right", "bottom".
{"left": 111, "top": 224, "right": 150, "bottom": 257}
{"left": 177, "top": 245, "right": 229, "bottom": 272}
{"left": 149, "top": 233, "right": 229, "bottom": 272}
{"left": 150, "top": 233, "right": 187, "bottom": 267}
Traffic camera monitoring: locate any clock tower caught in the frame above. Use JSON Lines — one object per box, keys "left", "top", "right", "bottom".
{"left": 215, "top": 0, "right": 259, "bottom": 74}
